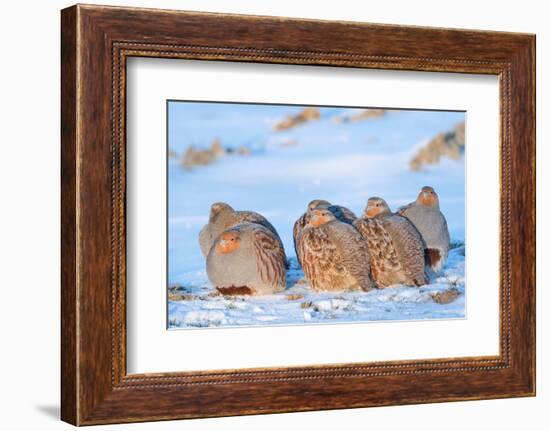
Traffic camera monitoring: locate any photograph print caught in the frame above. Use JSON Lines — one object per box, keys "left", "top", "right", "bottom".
{"left": 167, "top": 101, "right": 466, "bottom": 329}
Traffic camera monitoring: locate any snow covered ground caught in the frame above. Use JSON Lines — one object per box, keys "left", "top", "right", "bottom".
{"left": 167, "top": 102, "right": 466, "bottom": 329}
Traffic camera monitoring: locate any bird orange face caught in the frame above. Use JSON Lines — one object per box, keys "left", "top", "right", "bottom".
{"left": 417, "top": 186, "right": 439, "bottom": 208}
{"left": 215, "top": 230, "right": 241, "bottom": 254}
{"left": 365, "top": 198, "right": 390, "bottom": 218}
{"left": 308, "top": 209, "right": 335, "bottom": 227}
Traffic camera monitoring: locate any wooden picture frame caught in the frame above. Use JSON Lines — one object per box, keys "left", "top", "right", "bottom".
{"left": 61, "top": 4, "right": 535, "bottom": 425}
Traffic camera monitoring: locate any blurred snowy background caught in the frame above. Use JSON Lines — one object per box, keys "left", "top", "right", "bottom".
{"left": 167, "top": 101, "right": 465, "bottom": 329}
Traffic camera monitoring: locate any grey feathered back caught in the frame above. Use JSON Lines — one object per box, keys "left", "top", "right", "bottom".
{"left": 399, "top": 205, "right": 449, "bottom": 250}
{"left": 199, "top": 203, "right": 285, "bottom": 260}
{"left": 206, "top": 223, "right": 286, "bottom": 295}
{"left": 398, "top": 202, "right": 450, "bottom": 272}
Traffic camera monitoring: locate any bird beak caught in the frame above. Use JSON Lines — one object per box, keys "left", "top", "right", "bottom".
{"left": 215, "top": 234, "right": 240, "bottom": 254}
{"left": 215, "top": 238, "right": 231, "bottom": 254}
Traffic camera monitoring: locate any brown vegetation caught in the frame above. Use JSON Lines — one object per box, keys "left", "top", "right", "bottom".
{"left": 286, "top": 293, "right": 305, "bottom": 301}
{"left": 168, "top": 292, "right": 200, "bottom": 301}
{"left": 410, "top": 122, "right": 465, "bottom": 171}
{"left": 431, "top": 287, "right": 460, "bottom": 304}
{"left": 333, "top": 108, "right": 386, "bottom": 124}
{"left": 279, "top": 138, "right": 298, "bottom": 147}
{"left": 273, "top": 107, "right": 320, "bottom": 131}
{"left": 181, "top": 138, "right": 251, "bottom": 170}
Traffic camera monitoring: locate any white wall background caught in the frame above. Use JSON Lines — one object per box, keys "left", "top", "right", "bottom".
{"left": 0, "top": 0, "right": 546, "bottom": 429}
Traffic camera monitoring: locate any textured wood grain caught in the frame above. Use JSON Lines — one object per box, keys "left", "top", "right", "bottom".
{"left": 60, "top": 5, "right": 78, "bottom": 425}
{"left": 61, "top": 4, "right": 535, "bottom": 425}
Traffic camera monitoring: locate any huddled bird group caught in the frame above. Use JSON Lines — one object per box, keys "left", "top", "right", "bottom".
{"left": 199, "top": 186, "right": 450, "bottom": 296}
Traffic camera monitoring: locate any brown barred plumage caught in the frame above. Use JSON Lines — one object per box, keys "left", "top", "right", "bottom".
{"left": 297, "top": 209, "right": 372, "bottom": 292}
{"left": 293, "top": 199, "right": 357, "bottom": 262}
{"left": 253, "top": 226, "right": 286, "bottom": 288}
{"left": 355, "top": 197, "right": 428, "bottom": 288}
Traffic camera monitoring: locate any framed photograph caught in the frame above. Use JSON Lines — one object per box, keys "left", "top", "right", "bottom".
{"left": 61, "top": 4, "right": 535, "bottom": 425}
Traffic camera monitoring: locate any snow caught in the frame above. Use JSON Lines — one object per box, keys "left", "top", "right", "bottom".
{"left": 180, "top": 311, "right": 227, "bottom": 328}
{"left": 168, "top": 246, "right": 465, "bottom": 329}
{"left": 167, "top": 102, "right": 466, "bottom": 329}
